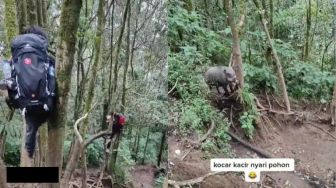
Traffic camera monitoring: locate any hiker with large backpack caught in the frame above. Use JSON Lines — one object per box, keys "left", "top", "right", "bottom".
{"left": 1, "top": 26, "right": 56, "bottom": 158}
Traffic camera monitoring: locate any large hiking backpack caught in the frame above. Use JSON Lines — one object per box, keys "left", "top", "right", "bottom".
{"left": 10, "top": 33, "right": 55, "bottom": 114}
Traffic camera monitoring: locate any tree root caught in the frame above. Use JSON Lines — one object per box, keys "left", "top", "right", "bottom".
{"left": 167, "top": 172, "right": 227, "bottom": 188}
{"left": 304, "top": 122, "right": 336, "bottom": 141}
{"left": 227, "top": 130, "right": 273, "bottom": 158}
{"left": 181, "top": 121, "right": 216, "bottom": 160}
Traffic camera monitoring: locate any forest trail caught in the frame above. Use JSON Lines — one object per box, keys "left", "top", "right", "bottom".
{"left": 168, "top": 94, "right": 336, "bottom": 188}
{"left": 66, "top": 166, "right": 156, "bottom": 188}
{"left": 131, "top": 165, "right": 156, "bottom": 188}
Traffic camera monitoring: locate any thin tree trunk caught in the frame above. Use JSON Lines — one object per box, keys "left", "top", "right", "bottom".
{"left": 121, "top": 2, "right": 131, "bottom": 113}
{"left": 330, "top": 0, "right": 336, "bottom": 126}
{"left": 41, "top": 0, "right": 48, "bottom": 26}
{"left": 61, "top": 140, "right": 81, "bottom": 188}
{"left": 47, "top": 1, "right": 83, "bottom": 188}
{"left": 253, "top": 0, "right": 291, "bottom": 112}
{"left": 108, "top": 135, "right": 121, "bottom": 172}
{"left": 36, "top": 0, "right": 43, "bottom": 26}
{"left": 224, "top": 0, "right": 244, "bottom": 88}
{"left": 157, "top": 131, "right": 166, "bottom": 167}
{"left": 304, "top": 0, "right": 311, "bottom": 60}
{"left": 141, "top": 127, "right": 151, "bottom": 164}
{"left": 83, "top": 0, "right": 106, "bottom": 127}
{"left": 269, "top": 0, "right": 273, "bottom": 37}
{"left": 0, "top": 130, "right": 6, "bottom": 159}
{"left": 0, "top": 157, "right": 7, "bottom": 188}
{"left": 112, "top": 0, "right": 130, "bottom": 94}
{"left": 134, "top": 128, "right": 141, "bottom": 161}
{"left": 15, "top": 0, "right": 27, "bottom": 33}
{"left": 26, "top": 0, "right": 38, "bottom": 25}
{"left": 101, "top": 0, "right": 115, "bottom": 130}
{"left": 4, "top": 0, "right": 18, "bottom": 53}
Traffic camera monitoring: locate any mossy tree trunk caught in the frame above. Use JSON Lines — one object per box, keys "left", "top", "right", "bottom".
{"left": 15, "top": 0, "right": 27, "bottom": 33}
{"left": 112, "top": 0, "right": 130, "bottom": 94}
{"left": 62, "top": 0, "right": 106, "bottom": 187}
{"left": 304, "top": 0, "right": 311, "bottom": 60}
{"left": 47, "top": 1, "right": 83, "bottom": 188}
{"left": 26, "top": 0, "right": 38, "bottom": 25}
{"left": 4, "top": 0, "right": 18, "bottom": 56}
{"left": 0, "top": 157, "right": 7, "bottom": 188}
{"left": 224, "top": 0, "right": 244, "bottom": 88}
{"left": 252, "top": 0, "right": 291, "bottom": 112}
{"left": 121, "top": 1, "right": 131, "bottom": 113}
{"left": 109, "top": 0, "right": 131, "bottom": 173}
{"left": 330, "top": 0, "right": 336, "bottom": 126}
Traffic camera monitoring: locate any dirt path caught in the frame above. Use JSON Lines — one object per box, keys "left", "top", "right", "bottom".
{"left": 168, "top": 99, "right": 336, "bottom": 187}
{"left": 131, "top": 165, "right": 156, "bottom": 188}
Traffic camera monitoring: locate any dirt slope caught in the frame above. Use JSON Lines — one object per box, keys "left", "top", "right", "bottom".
{"left": 168, "top": 96, "right": 336, "bottom": 188}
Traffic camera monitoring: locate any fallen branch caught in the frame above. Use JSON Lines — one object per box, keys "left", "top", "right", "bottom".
{"left": 181, "top": 121, "right": 216, "bottom": 160}
{"left": 227, "top": 131, "right": 273, "bottom": 158}
{"left": 258, "top": 108, "right": 294, "bottom": 115}
{"left": 168, "top": 172, "right": 227, "bottom": 187}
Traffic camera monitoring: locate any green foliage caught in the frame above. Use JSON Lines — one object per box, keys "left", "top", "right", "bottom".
{"left": 240, "top": 87, "right": 259, "bottom": 138}
{"left": 86, "top": 139, "right": 104, "bottom": 167}
{"left": 285, "top": 61, "right": 335, "bottom": 102}
{"left": 4, "top": 136, "right": 20, "bottom": 166}
{"left": 244, "top": 64, "right": 278, "bottom": 92}
{"left": 239, "top": 112, "right": 256, "bottom": 139}
{"left": 154, "top": 174, "right": 166, "bottom": 188}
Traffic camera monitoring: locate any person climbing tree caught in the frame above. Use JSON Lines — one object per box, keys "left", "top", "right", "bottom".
{"left": 104, "top": 111, "right": 126, "bottom": 153}
{"left": 1, "top": 25, "right": 56, "bottom": 158}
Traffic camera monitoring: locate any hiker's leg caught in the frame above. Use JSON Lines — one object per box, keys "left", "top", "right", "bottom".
{"left": 25, "top": 115, "right": 41, "bottom": 158}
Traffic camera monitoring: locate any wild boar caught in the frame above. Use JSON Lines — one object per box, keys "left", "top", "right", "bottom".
{"left": 204, "top": 66, "right": 238, "bottom": 95}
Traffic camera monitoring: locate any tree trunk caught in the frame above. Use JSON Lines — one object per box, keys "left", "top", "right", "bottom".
{"left": 121, "top": 2, "right": 131, "bottom": 113}
{"left": 38, "top": 124, "right": 48, "bottom": 167}
{"left": 112, "top": 0, "right": 130, "bottom": 94}
{"left": 20, "top": 118, "right": 33, "bottom": 167}
{"left": 47, "top": 1, "right": 83, "bottom": 188}
{"left": 224, "top": 0, "right": 244, "bottom": 88}
{"left": 141, "top": 127, "right": 151, "bottom": 164}
{"left": 61, "top": 140, "right": 81, "bottom": 188}
{"left": 4, "top": 0, "right": 18, "bottom": 55}
{"left": 15, "top": 0, "right": 27, "bottom": 33}
{"left": 269, "top": 0, "right": 273, "bottom": 37}
{"left": 62, "top": 0, "right": 106, "bottom": 186}
{"left": 330, "top": 0, "right": 336, "bottom": 126}
{"left": 36, "top": 0, "right": 43, "bottom": 26}
{"left": 41, "top": 0, "right": 48, "bottom": 26}
{"left": 26, "top": 0, "right": 38, "bottom": 25}
{"left": 304, "top": 0, "right": 311, "bottom": 60}
{"left": 253, "top": 0, "right": 291, "bottom": 112}
{"left": 83, "top": 0, "right": 106, "bottom": 128}
{"left": 0, "top": 157, "right": 7, "bottom": 188}
{"left": 0, "top": 130, "right": 6, "bottom": 159}
{"left": 157, "top": 131, "right": 166, "bottom": 167}
{"left": 108, "top": 135, "right": 121, "bottom": 173}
